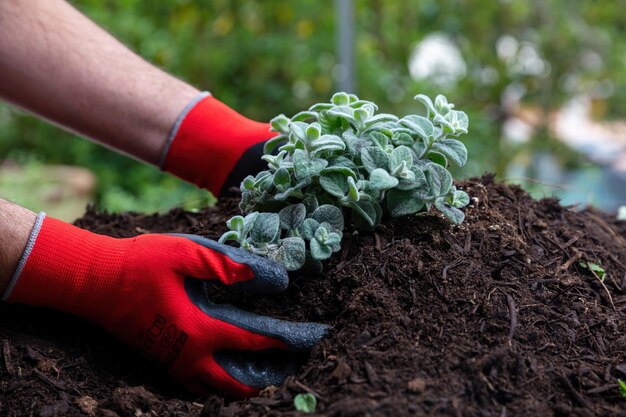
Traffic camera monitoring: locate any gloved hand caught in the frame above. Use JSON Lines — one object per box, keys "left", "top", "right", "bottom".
{"left": 159, "top": 92, "right": 278, "bottom": 197}
{"left": 2, "top": 213, "right": 327, "bottom": 397}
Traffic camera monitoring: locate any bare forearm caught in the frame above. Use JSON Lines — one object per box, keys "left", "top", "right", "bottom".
{"left": 0, "top": 199, "right": 37, "bottom": 296}
{"left": 0, "top": 0, "right": 199, "bottom": 164}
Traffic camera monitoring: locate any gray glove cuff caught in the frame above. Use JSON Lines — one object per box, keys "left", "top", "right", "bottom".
{"left": 2, "top": 212, "right": 47, "bottom": 301}
{"left": 157, "top": 91, "right": 212, "bottom": 170}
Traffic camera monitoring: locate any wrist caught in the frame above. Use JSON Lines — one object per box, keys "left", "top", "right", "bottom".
{"left": 4, "top": 215, "right": 129, "bottom": 327}
{"left": 0, "top": 199, "right": 38, "bottom": 294}
{"left": 160, "top": 93, "right": 276, "bottom": 195}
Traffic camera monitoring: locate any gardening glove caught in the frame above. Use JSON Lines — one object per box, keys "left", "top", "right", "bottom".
{"left": 2, "top": 213, "right": 327, "bottom": 397}
{"left": 159, "top": 92, "right": 278, "bottom": 197}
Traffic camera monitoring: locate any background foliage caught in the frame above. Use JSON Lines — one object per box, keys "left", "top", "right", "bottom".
{"left": 1, "top": 0, "right": 625, "bottom": 214}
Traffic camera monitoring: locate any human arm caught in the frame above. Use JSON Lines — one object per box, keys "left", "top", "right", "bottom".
{"left": 0, "top": 199, "right": 327, "bottom": 397}
{"left": 0, "top": 0, "right": 276, "bottom": 195}
{"left": 0, "top": 198, "right": 37, "bottom": 294}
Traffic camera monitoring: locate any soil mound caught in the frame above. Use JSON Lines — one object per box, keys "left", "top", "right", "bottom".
{"left": 2, "top": 175, "right": 626, "bottom": 417}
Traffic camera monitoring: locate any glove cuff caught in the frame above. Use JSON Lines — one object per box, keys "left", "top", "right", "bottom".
{"left": 158, "top": 91, "right": 211, "bottom": 169}
{"left": 160, "top": 92, "right": 276, "bottom": 195}
{"left": 3, "top": 215, "right": 128, "bottom": 324}
{"left": 2, "top": 211, "right": 47, "bottom": 302}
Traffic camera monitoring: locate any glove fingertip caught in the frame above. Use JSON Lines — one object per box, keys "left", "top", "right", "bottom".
{"left": 210, "top": 243, "right": 289, "bottom": 294}
{"left": 171, "top": 234, "right": 289, "bottom": 294}
{"left": 287, "top": 322, "right": 330, "bottom": 351}
{"left": 231, "top": 254, "right": 289, "bottom": 294}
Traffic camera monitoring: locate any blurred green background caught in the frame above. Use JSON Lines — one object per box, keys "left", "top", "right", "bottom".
{"left": 2, "top": 0, "right": 626, "bottom": 219}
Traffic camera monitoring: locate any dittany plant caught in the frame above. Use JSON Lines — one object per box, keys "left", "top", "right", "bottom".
{"left": 220, "top": 92, "right": 470, "bottom": 271}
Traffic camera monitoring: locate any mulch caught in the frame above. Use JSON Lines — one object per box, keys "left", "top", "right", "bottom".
{"left": 2, "top": 174, "right": 626, "bottom": 417}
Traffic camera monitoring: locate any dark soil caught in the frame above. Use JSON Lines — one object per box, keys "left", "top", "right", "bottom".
{"left": 2, "top": 175, "right": 626, "bottom": 417}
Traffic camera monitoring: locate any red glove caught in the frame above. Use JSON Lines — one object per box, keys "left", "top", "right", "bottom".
{"left": 160, "top": 92, "right": 278, "bottom": 196}
{"left": 3, "top": 213, "right": 327, "bottom": 397}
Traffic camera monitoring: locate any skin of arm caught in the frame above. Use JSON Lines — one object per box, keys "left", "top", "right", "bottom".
{"left": 0, "top": 199, "right": 37, "bottom": 294}
{"left": 0, "top": 0, "right": 199, "bottom": 164}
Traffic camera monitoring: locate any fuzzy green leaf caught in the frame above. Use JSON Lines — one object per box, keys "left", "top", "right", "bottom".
{"left": 318, "top": 111, "right": 340, "bottom": 133}
{"left": 218, "top": 230, "right": 240, "bottom": 245}
{"left": 291, "top": 111, "right": 318, "bottom": 122}
{"left": 447, "top": 110, "right": 469, "bottom": 135}
{"left": 428, "top": 151, "right": 448, "bottom": 167}
{"left": 396, "top": 166, "right": 426, "bottom": 191}
{"left": 262, "top": 150, "right": 287, "bottom": 170}
{"left": 250, "top": 213, "right": 280, "bottom": 244}
{"left": 368, "top": 131, "right": 392, "bottom": 151}
{"left": 327, "top": 105, "right": 355, "bottom": 121}
{"left": 331, "top": 92, "right": 350, "bottom": 106}
{"left": 425, "top": 163, "right": 453, "bottom": 197}
{"left": 293, "top": 149, "right": 328, "bottom": 180}
{"left": 432, "top": 138, "right": 468, "bottom": 167}
{"left": 242, "top": 212, "right": 259, "bottom": 235}
{"left": 361, "top": 147, "right": 389, "bottom": 173}
{"left": 289, "top": 121, "right": 309, "bottom": 143}
{"left": 301, "top": 195, "right": 319, "bottom": 214}
{"left": 389, "top": 146, "right": 414, "bottom": 171}
{"left": 350, "top": 100, "right": 379, "bottom": 111}
{"left": 414, "top": 94, "right": 437, "bottom": 116}
{"left": 435, "top": 197, "right": 465, "bottom": 224}
{"left": 349, "top": 201, "right": 377, "bottom": 227}
{"left": 311, "top": 205, "right": 344, "bottom": 232}
{"left": 279, "top": 204, "right": 306, "bottom": 230}
{"left": 309, "top": 134, "right": 346, "bottom": 155}
{"left": 242, "top": 175, "right": 255, "bottom": 191}
{"left": 270, "top": 114, "right": 290, "bottom": 133}
{"left": 391, "top": 132, "right": 414, "bottom": 146}
{"left": 229, "top": 92, "right": 470, "bottom": 272}
{"left": 400, "top": 115, "right": 434, "bottom": 140}
{"left": 268, "top": 237, "right": 306, "bottom": 271}
{"left": 365, "top": 113, "right": 399, "bottom": 128}
{"left": 226, "top": 215, "right": 245, "bottom": 233}
{"left": 273, "top": 168, "right": 291, "bottom": 190}
{"left": 301, "top": 218, "right": 320, "bottom": 240}
{"left": 310, "top": 238, "right": 332, "bottom": 260}
{"left": 320, "top": 172, "right": 349, "bottom": 198}
{"left": 434, "top": 94, "right": 454, "bottom": 114}
{"left": 324, "top": 231, "right": 342, "bottom": 248}
{"left": 433, "top": 113, "right": 455, "bottom": 133}
{"left": 347, "top": 176, "right": 360, "bottom": 201}
{"left": 354, "top": 107, "right": 369, "bottom": 123}
{"left": 327, "top": 155, "right": 358, "bottom": 170}
{"left": 452, "top": 190, "right": 470, "bottom": 208}
{"left": 263, "top": 134, "right": 287, "bottom": 155}
{"left": 313, "top": 224, "right": 329, "bottom": 242}
{"left": 387, "top": 189, "right": 424, "bottom": 217}
{"left": 341, "top": 130, "right": 367, "bottom": 156}
{"left": 309, "top": 102, "right": 334, "bottom": 112}
{"left": 306, "top": 123, "right": 321, "bottom": 141}
{"left": 321, "top": 166, "right": 357, "bottom": 178}
{"left": 273, "top": 178, "right": 311, "bottom": 201}
{"left": 369, "top": 168, "right": 399, "bottom": 190}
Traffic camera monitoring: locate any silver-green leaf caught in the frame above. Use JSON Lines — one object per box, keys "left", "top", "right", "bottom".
{"left": 311, "top": 205, "right": 344, "bottom": 232}
{"left": 435, "top": 197, "right": 465, "bottom": 224}
{"left": 432, "top": 139, "right": 467, "bottom": 167}
{"left": 293, "top": 149, "right": 328, "bottom": 180}
{"left": 361, "top": 147, "right": 389, "bottom": 173}
{"left": 279, "top": 204, "right": 306, "bottom": 230}
{"left": 268, "top": 237, "right": 306, "bottom": 271}
{"left": 387, "top": 189, "right": 424, "bottom": 217}
{"left": 369, "top": 168, "right": 399, "bottom": 190}
{"left": 250, "top": 213, "right": 280, "bottom": 244}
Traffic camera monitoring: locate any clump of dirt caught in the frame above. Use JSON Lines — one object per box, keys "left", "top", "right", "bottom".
{"left": 2, "top": 175, "right": 626, "bottom": 417}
